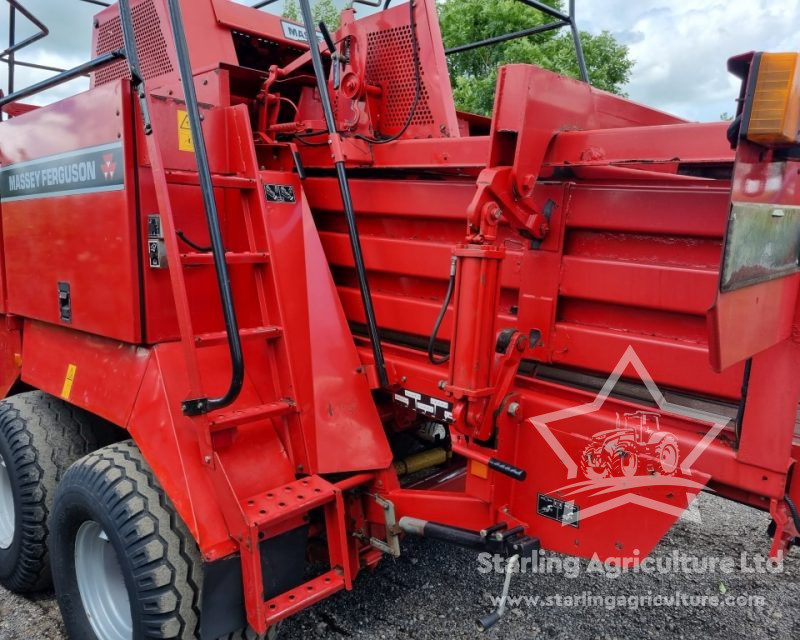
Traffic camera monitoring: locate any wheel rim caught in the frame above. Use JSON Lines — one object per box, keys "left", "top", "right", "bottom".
{"left": 0, "top": 454, "right": 14, "bottom": 549}
{"left": 75, "top": 520, "right": 133, "bottom": 640}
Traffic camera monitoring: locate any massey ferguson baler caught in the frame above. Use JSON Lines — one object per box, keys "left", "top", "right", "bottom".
{"left": 0, "top": 0, "right": 798, "bottom": 638}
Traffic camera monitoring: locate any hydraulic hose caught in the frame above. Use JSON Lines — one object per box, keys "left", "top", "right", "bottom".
{"left": 427, "top": 256, "right": 457, "bottom": 365}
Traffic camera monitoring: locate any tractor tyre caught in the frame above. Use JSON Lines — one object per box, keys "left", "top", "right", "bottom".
{"left": 50, "top": 441, "right": 277, "bottom": 640}
{"left": 579, "top": 443, "right": 610, "bottom": 480}
{"left": 608, "top": 442, "right": 638, "bottom": 477}
{"left": 0, "top": 391, "right": 100, "bottom": 593}
{"left": 654, "top": 434, "right": 679, "bottom": 476}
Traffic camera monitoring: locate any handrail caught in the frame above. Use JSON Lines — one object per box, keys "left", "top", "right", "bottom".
{"left": 444, "top": 0, "right": 589, "bottom": 83}
{"left": 0, "top": 0, "right": 119, "bottom": 104}
{"left": 0, "top": 49, "right": 125, "bottom": 107}
{"left": 117, "top": 0, "right": 245, "bottom": 416}
{"left": 381, "top": 0, "right": 589, "bottom": 83}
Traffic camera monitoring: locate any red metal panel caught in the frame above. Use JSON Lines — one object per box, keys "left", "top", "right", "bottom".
{"left": 512, "top": 415, "right": 700, "bottom": 560}
{"left": 127, "top": 340, "right": 298, "bottom": 559}
{"left": 551, "top": 323, "right": 744, "bottom": 400}
{"left": 20, "top": 320, "right": 150, "bottom": 427}
{"left": 211, "top": 0, "right": 312, "bottom": 49}
{"left": 566, "top": 185, "right": 731, "bottom": 237}
{"left": 0, "top": 81, "right": 141, "bottom": 343}
{"left": 560, "top": 257, "right": 719, "bottom": 315}
{"left": 708, "top": 275, "right": 800, "bottom": 371}
{"left": 91, "top": 0, "right": 180, "bottom": 89}
{"left": 0, "top": 317, "right": 21, "bottom": 397}
{"left": 259, "top": 171, "right": 392, "bottom": 474}
{"left": 319, "top": 232, "right": 522, "bottom": 290}
{"left": 546, "top": 122, "right": 734, "bottom": 167}
{"left": 707, "top": 141, "right": 800, "bottom": 371}
{"left": 736, "top": 340, "right": 800, "bottom": 472}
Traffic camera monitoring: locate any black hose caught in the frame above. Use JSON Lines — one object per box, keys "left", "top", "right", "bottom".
{"left": 176, "top": 230, "right": 211, "bottom": 252}
{"left": 428, "top": 257, "right": 457, "bottom": 365}
{"left": 785, "top": 495, "right": 800, "bottom": 533}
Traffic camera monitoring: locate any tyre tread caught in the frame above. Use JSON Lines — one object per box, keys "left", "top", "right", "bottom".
{"left": 0, "top": 391, "right": 99, "bottom": 592}
{"left": 57, "top": 441, "right": 203, "bottom": 639}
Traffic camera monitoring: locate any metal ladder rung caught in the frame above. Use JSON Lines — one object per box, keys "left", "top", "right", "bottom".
{"left": 265, "top": 570, "right": 346, "bottom": 626}
{"left": 194, "top": 325, "right": 282, "bottom": 347}
{"left": 242, "top": 475, "right": 336, "bottom": 530}
{"left": 209, "top": 400, "right": 294, "bottom": 432}
{"left": 181, "top": 251, "right": 269, "bottom": 266}
{"left": 164, "top": 169, "right": 257, "bottom": 190}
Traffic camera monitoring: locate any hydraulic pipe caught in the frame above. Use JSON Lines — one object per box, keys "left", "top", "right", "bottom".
{"left": 297, "top": 0, "right": 389, "bottom": 388}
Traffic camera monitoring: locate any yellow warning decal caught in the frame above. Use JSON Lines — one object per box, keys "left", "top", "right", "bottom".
{"left": 61, "top": 364, "right": 77, "bottom": 400}
{"left": 178, "top": 110, "right": 194, "bottom": 152}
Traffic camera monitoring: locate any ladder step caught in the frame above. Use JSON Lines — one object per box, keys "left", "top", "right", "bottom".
{"left": 209, "top": 401, "right": 295, "bottom": 432}
{"left": 181, "top": 251, "right": 269, "bottom": 266}
{"left": 265, "top": 570, "right": 346, "bottom": 626}
{"left": 164, "top": 169, "right": 258, "bottom": 190}
{"left": 242, "top": 475, "right": 336, "bottom": 530}
{"left": 195, "top": 325, "right": 282, "bottom": 347}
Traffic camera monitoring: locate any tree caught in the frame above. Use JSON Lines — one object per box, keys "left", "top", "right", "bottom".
{"left": 313, "top": 0, "right": 341, "bottom": 29}
{"left": 438, "top": 0, "right": 634, "bottom": 115}
{"left": 282, "top": 0, "right": 300, "bottom": 21}
{"left": 282, "top": 0, "right": 343, "bottom": 30}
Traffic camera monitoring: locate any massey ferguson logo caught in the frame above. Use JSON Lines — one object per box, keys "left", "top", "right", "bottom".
{"left": 0, "top": 142, "right": 124, "bottom": 202}
{"left": 530, "top": 346, "right": 730, "bottom": 526}
{"left": 102, "top": 154, "right": 117, "bottom": 180}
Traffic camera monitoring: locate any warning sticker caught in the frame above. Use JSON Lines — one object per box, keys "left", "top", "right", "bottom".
{"left": 537, "top": 493, "right": 579, "bottom": 528}
{"left": 177, "top": 110, "right": 194, "bottom": 152}
{"left": 392, "top": 388, "right": 454, "bottom": 423}
{"left": 61, "top": 364, "right": 77, "bottom": 400}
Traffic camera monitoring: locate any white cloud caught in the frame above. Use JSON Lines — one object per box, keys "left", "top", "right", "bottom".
{"left": 578, "top": 0, "right": 800, "bottom": 121}
{"left": 0, "top": 0, "right": 797, "bottom": 121}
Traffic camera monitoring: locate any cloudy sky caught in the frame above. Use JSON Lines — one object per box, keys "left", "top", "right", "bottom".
{"left": 0, "top": 0, "right": 798, "bottom": 122}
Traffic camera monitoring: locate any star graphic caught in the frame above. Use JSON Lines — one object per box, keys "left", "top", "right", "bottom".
{"left": 528, "top": 345, "right": 731, "bottom": 523}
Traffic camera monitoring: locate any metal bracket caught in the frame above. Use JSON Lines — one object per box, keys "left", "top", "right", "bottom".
{"left": 466, "top": 167, "right": 550, "bottom": 243}
{"left": 369, "top": 495, "right": 401, "bottom": 557}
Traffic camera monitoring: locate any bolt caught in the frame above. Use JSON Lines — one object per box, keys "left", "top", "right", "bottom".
{"left": 507, "top": 402, "right": 521, "bottom": 417}
{"left": 438, "top": 380, "right": 447, "bottom": 390}
{"left": 203, "top": 455, "right": 212, "bottom": 465}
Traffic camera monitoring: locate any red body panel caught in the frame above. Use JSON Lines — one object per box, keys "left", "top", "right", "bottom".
{"left": 0, "top": 81, "right": 141, "bottom": 343}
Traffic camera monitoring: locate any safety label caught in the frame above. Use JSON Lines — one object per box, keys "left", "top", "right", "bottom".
{"left": 537, "top": 493, "right": 579, "bottom": 527}
{"left": 393, "top": 388, "right": 454, "bottom": 423}
{"left": 178, "top": 110, "right": 194, "bottom": 152}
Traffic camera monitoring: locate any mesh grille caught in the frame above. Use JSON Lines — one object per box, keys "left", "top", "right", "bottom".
{"left": 94, "top": 0, "right": 173, "bottom": 87}
{"left": 365, "top": 24, "right": 434, "bottom": 131}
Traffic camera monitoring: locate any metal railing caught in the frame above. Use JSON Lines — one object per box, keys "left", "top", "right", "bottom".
{"left": 0, "top": 0, "right": 276, "bottom": 102}
{"left": 0, "top": 0, "right": 130, "bottom": 109}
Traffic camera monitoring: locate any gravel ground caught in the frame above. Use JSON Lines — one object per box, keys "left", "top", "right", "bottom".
{"left": 1, "top": 492, "right": 798, "bottom": 640}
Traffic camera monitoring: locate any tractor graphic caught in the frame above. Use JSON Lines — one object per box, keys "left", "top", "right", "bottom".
{"left": 580, "top": 411, "right": 680, "bottom": 480}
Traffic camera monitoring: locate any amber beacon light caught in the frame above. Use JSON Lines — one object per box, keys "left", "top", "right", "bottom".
{"left": 746, "top": 52, "right": 800, "bottom": 145}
